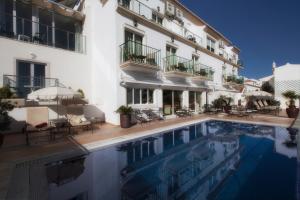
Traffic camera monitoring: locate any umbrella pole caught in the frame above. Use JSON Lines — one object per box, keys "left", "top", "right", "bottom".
{"left": 57, "top": 97, "right": 59, "bottom": 119}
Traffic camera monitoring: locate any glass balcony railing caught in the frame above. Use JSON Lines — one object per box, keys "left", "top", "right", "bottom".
{"left": 163, "top": 55, "right": 193, "bottom": 75}
{"left": 0, "top": 12, "right": 86, "bottom": 53}
{"left": 118, "top": 0, "right": 203, "bottom": 46}
{"left": 120, "top": 40, "right": 161, "bottom": 68}
{"left": 225, "top": 75, "right": 244, "bottom": 85}
{"left": 193, "top": 64, "right": 214, "bottom": 81}
{"left": 3, "top": 75, "right": 61, "bottom": 98}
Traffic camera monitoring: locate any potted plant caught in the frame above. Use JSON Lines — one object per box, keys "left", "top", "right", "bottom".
{"left": 116, "top": 105, "right": 133, "bottom": 128}
{"left": 222, "top": 96, "right": 233, "bottom": 113}
{"left": 282, "top": 90, "right": 299, "bottom": 118}
{"left": 0, "top": 86, "right": 14, "bottom": 146}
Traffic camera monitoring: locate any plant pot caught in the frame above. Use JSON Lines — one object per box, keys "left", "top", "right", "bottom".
{"left": 286, "top": 107, "right": 299, "bottom": 118}
{"left": 224, "top": 105, "right": 232, "bottom": 114}
{"left": 120, "top": 114, "right": 131, "bottom": 128}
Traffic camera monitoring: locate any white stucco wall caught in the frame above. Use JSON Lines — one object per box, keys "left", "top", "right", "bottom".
{"left": 274, "top": 63, "right": 300, "bottom": 108}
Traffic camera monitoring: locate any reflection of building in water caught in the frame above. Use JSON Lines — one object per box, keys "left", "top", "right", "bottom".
{"left": 119, "top": 124, "right": 240, "bottom": 200}
{"left": 47, "top": 122, "right": 241, "bottom": 200}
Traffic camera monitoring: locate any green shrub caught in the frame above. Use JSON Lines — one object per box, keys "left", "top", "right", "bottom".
{"left": 115, "top": 106, "right": 133, "bottom": 115}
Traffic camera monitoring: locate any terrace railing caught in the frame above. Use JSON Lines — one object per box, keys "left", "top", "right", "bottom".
{"left": 120, "top": 40, "right": 161, "bottom": 68}
{"left": 163, "top": 55, "right": 193, "bottom": 75}
{"left": 193, "top": 63, "right": 214, "bottom": 81}
{"left": 0, "top": 12, "right": 86, "bottom": 53}
{"left": 3, "top": 75, "right": 60, "bottom": 98}
{"left": 118, "top": 0, "right": 203, "bottom": 46}
{"left": 225, "top": 75, "right": 244, "bottom": 85}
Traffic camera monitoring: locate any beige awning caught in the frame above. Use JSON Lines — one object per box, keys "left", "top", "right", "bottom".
{"left": 21, "top": 0, "right": 85, "bottom": 21}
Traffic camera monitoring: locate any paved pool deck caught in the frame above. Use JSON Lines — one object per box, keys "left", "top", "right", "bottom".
{"left": 0, "top": 113, "right": 295, "bottom": 199}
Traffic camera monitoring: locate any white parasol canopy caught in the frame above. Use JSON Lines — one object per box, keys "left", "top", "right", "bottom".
{"left": 243, "top": 90, "right": 273, "bottom": 97}
{"left": 27, "top": 86, "right": 81, "bottom": 101}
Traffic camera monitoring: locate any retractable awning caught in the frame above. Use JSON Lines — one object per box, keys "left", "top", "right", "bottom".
{"left": 19, "top": 0, "right": 85, "bottom": 21}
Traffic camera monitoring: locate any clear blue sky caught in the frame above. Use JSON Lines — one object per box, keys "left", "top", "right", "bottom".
{"left": 180, "top": 0, "right": 300, "bottom": 79}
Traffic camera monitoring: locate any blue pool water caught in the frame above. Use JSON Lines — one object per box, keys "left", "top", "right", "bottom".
{"left": 46, "top": 120, "right": 298, "bottom": 200}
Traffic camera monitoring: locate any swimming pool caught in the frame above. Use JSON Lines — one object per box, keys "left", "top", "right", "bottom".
{"left": 46, "top": 120, "right": 298, "bottom": 200}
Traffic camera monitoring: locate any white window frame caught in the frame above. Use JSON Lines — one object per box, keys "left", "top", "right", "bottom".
{"left": 127, "top": 88, "right": 154, "bottom": 105}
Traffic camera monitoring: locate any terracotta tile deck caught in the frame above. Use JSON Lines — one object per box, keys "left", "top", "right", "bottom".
{"left": 0, "top": 113, "right": 294, "bottom": 199}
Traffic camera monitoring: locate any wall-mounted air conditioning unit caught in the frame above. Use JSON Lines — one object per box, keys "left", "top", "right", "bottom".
{"left": 165, "top": 1, "right": 175, "bottom": 17}
{"left": 175, "top": 8, "right": 183, "bottom": 21}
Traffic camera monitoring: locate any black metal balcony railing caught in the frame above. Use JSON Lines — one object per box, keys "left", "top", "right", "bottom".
{"left": 193, "top": 63, "right": 214, "bottom": 80}
{"left": 225, "top": 75, "right": 244, "bottom": 85}
{"left": 3, "top": 75, "right": 60, "bottom": 98}
{"left": 0, "top": 12, "right": 86, "bottom": 53}
{"left": 120, "top": 40, "right": 161, "bottom": 67}
{"left": 163, "top": 55, "right": 194, "bottom": 74}
{"left": 118, "top": 0, "right": 203, "bottom": 46}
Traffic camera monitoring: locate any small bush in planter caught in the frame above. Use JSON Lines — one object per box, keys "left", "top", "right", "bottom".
{"left": 115, "top": 106, "right": 133, "bottom": 128}
{"left": 77, "top": 89, "right": 85, "bottom": 99}
{"left": 282, "top": 90, "right": 299, "bottom": 118}
{"left": 0, "top": 86, "right": 14, "bottom": 133}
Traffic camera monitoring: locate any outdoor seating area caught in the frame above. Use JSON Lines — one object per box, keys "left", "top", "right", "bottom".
{"left": 132, "top": 108, "right": 165, "bottom": 125}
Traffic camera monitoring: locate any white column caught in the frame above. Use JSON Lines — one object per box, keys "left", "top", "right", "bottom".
{"left": 13, "top": 0, "right": 16, "bottom": 36}
{"left": 182, "top": 90, "right": 189, "bottom": 108}
{"left": 172, "top": 91, "right": 174, "bottom": 115}
{"left": 156, "top": 88, "right": 163, "bottom": 109}
{"left": 51, "top": 12, "right": 55, "bottom": 46}
{"left": 32, "top": 7, "right": 39, "bottom": 37}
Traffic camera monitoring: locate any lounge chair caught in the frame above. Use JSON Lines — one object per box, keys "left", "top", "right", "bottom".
{"left": 66, "top": 106, "right": 92, "bottom": 134}
{"left": 146, "top": 108, "right": 165, "bottom": 121}
{"left": 133, "top": 110, "right": 152, "bottom": 125}
{"left": 175, "top": 108, "right": 192, "bottom": 118}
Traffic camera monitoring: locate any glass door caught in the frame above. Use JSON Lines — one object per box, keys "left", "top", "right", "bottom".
{"left": 16, "top": 60, "right": 46, "bottom": 97}
{"left": 124, "top": 30, "right": 143, "bottom": 61}
{"left": 166, "top": 46, "right": 177, "bottom": 69}
{"left": 163, "top": 90, "right": 172, "bottom": 115}
{"left": 189, "top": 91, "right": 195, "bottom": 111}
{"left": 189, "top": 91, "right": 202, "bottom": 112}
{"left": 173, "top": 90, "right": 182, "bottom": 113}
{"left": 16, "top": 61, "right": 31, "bottom": 97}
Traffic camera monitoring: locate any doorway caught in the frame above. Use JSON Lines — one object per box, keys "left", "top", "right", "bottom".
{"left": 163, "top": 90, "right": 183, "bottom": 115}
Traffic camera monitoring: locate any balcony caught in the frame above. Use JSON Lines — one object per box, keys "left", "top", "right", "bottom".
{"left": 120, "top": 40, "right": 161, "bottom": 72}
{"left": 0, "top": 12, "right": 85, "bottom": 53}
{"left": 224, "top": 75, "right": 244, "bottom": 85}
{"left": 3, "top": 75, "right": 60, "bottom": 98}
{"left": 117, "top": 0, "right": 203, "bottom": 46}
{"left": 163, "top": 56, "right": 193, "bottom": 77}
{"left": 191, "top": 64, "right": 214, "bottom": 81}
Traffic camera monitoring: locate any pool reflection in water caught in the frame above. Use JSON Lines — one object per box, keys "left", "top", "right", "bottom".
{"left": 47, "top": 120, "right": 297, "bottom": 200}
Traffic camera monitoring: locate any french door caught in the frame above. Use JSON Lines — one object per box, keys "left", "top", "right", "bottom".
{"left": 163, "top": 90, "right": 183, "bottom": 115}
{"left": 16, "top": 60, "right": 46, "bottom": 97}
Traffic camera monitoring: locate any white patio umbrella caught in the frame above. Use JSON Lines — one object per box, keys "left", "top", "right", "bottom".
{"left": 27, "top": 86, "right": 81, "bottom": 101}
{"left": 27, "top": 86, "right": 82, "bottom": 118}
{"left": 243, "top": 90, "right": 273, "bottom": 97}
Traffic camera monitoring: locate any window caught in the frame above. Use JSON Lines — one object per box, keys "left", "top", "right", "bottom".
{"left": 126, "top": 88, "right": 154, "bottom": 105}
{"left": 134, "top": 88, "right": 140, "bottom": 104}
{"left": 127, "top": 88, "right": 133, "bottom": 104}
{"left": 207, "top": 38, "right": 216, "bottom": 53}
{"left": 152, "top": 12, "right": 163, "bottom": 25}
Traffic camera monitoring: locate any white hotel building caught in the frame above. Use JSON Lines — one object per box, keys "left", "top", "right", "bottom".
{"left": 0, "top": 0, "right": 244, "bottom": 125}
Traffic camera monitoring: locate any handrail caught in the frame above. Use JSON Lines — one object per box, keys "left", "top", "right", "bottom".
{"left": 0, "top": 12, "right": 86, "bottom": 53}
{"left": 120, "top": 40, "right": 161, "bottom": 67}
{"left": 118, "top": 0, "right": 203, "bottom": 46}
{"left": 163, "top": 55, "right": 194, "bottom": 74}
